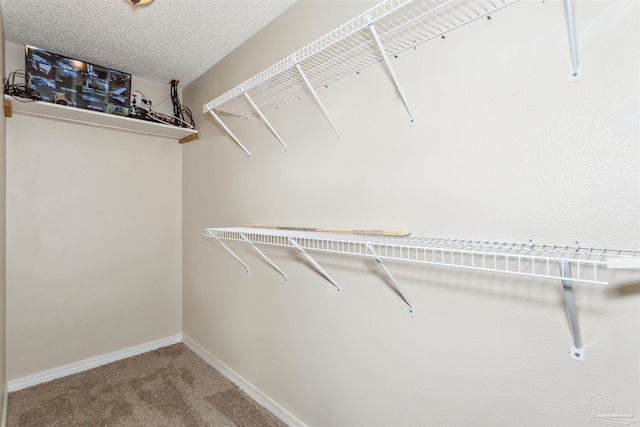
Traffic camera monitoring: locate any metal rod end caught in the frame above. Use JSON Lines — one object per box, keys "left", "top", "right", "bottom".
{"left": 569, "top": 66, "right": 582, "bottom": 82}
{"left": 570, "top": 344, "right": 584, "bottom": 361}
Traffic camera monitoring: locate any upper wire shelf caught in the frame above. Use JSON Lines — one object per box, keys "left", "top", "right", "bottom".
{"left": 204, "top": 227, "right": 639, "bottom": 285}
{"left": 203, "top": 0, "right": 519, "bottom": 117}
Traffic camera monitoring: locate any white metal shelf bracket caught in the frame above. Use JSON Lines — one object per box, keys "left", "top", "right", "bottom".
{"left": 295, "top": 64, "right": 341, "bottom": 139}
{"left": 208, "top": 110, "right": 251, "bottom": 158}
{"left": 240, "top": 233, "right": 288, "bottom": 282}
{"left": 564, "top": 0, "right": 581, "bottom": 82}
{"left": 366, "top": 244, "right": 415, "bottom": 316}
{"left": 369, "top": 24, "right": 415, "bottom": 126}
{"left": 288, "top": 238, "right": 342, "bottom": 294}
{"left": 244, "top": 92, "right": 288, "bottom": 152}
{"left": 212, "top": 235, "right": 251, "bottom": 275}
{"left": 559, "top": 261, "right": 584, "bottom": 361}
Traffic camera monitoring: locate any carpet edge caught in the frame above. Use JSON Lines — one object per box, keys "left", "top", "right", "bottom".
{"left": 182, "top": 334, "right": 306, "bottom": 427}
{"left": 8, "top": 334, "right": 183, "bottom": 392}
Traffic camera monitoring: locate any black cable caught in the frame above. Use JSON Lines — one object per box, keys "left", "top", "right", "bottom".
{"left": 169, "top": 80, "right": 195, "bottom": 128}
{"left": 180, "top": 106, "right": 195, "bottom": 128}
{"left": 3, "top": 70, "right": 43, "bottom": 102}
{"left": 170, "top": 80, "right": 178, "bottom": 120}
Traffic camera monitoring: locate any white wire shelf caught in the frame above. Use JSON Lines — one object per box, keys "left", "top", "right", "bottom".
{"left": 204, "top": 226, "right": 640, "bottom": 360}
{"left": 204, "top": 0, "right": 518, "bottom": 117}
{"left": 205, "top": 227, "right": 638, "bottom": 285}
{"left": 202, "top": 0, "right": 520, "bottom": 156}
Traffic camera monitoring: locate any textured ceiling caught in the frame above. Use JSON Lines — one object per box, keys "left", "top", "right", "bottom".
{"left": 1, "top": 0, "right": 297, "bottom": 86}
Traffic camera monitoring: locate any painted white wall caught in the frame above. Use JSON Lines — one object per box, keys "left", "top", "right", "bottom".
{"left": 182, "top": 0, "right": 640, "bottom": 426}
{"left": 5, "top": 42, "right": 183, "bottom": 381}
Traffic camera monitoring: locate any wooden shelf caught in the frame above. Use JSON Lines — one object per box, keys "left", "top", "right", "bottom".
{"left": 4, "top": 95, "right": 198, "bottom": 143}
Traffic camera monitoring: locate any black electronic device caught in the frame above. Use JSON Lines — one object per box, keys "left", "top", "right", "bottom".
{"left": 25, "top": 46, "right": 131, "bottom": 116}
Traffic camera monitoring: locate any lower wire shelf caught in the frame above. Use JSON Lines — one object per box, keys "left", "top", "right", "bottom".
{"left": 204, "top": 226, "right": 640, "bottom": 360}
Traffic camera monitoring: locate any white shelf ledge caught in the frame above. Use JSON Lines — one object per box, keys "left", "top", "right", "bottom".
{"left": 4, "top": 95, "right": 198, "bottom": 143}
{"left": 204, "top": 226, "right": 640, "bottom": 360}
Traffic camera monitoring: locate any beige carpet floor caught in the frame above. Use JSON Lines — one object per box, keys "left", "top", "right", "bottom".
{"left": 7, "top": 343, "right": 286, "bottom": 427}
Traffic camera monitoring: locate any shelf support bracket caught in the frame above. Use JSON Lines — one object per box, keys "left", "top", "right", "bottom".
{"left": 559, "top": 261, "right": 584, "bottom": 361}
{"left": 212, "top": 235, "right": 251, "bottom": 275}
{"left": 295, "top": 63, "right": 340, "bottom": 139}
{"left": 366, "top": 244, "right": 415, "bottom": 316}
{"left": 564, "top": 0, "right": 581, "bottom": 81}
{"left": 288, "top": 238, "right": 342, "bottom": 294}
{"left": 369, "top": 24, "right": 415, "bottom": 126}
{"left": 208, "top": 110, "right": 251, "bottom": 158}
{"left": 240, "top": 233, "right": 288, "bottom": 282}
{"left": 4, "top": 99, "right": 12, "bottom": 117}
{"left": 243, "top": 92, "right": 288, "bottom": 152}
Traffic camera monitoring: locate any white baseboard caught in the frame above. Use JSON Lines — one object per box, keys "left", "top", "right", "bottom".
{"left": 8, "top": 334, "right": 182, "bottom": 392}
{"left": 182, "top": 334, "right": 306, "bottom": 427}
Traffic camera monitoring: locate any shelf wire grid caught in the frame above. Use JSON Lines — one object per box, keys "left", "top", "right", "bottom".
{"left": 204, "top": 227, "right": 640, "bottom": 285}
{"left": 203, "top": 0, "right": 519, "bottom": 117}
